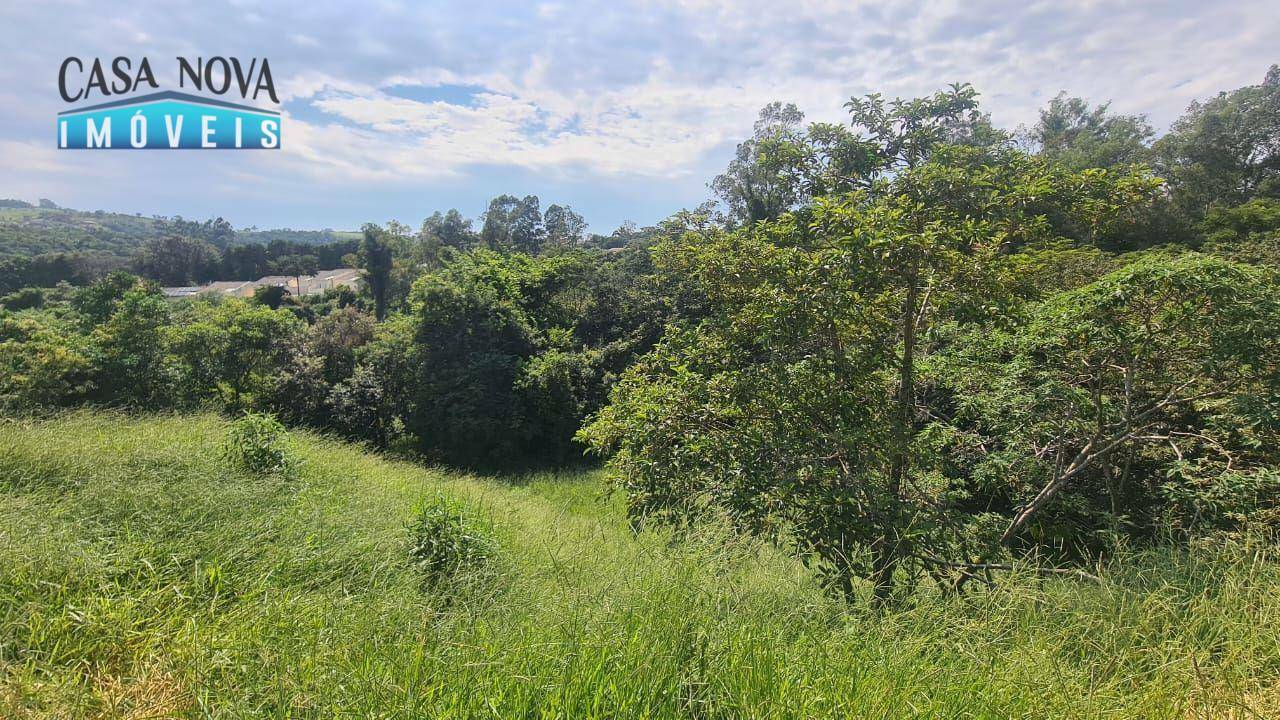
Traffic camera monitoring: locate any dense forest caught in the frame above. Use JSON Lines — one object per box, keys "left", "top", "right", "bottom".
{"left": 4, "top": 66, "right": 1279, "bottom": 604}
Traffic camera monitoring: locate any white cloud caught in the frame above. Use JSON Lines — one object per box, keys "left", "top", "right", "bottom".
{"left": 261, "top": 0, "right": 1279, "bottom": 186}
{"left": 0, "top": 0, "right": 1276, "bottom": 227}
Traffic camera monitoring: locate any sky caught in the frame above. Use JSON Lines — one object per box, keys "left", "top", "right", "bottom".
{"left": 0, "top": 0, "right": 1276, "bottom": 235}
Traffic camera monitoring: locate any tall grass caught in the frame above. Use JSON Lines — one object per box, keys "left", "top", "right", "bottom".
{"left": 1, "top": 412, "right": 1277, "bottom": 718}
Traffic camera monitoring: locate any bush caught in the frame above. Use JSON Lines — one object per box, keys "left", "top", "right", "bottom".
{"left": 408, "top": 496, "right": 498, "bottom": 591}
{"left": 223, "top": 413, "right": 296, "bottom": 476}
{"left": 0, "top": 287, "right": 45, "bottom": 311}
{"left": 0, "top": 315, "right": 94, "bottom": 410}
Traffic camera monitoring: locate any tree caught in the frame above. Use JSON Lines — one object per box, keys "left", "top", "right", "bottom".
{"left": 404, "top": 255, "right": 538, "bottom": 467}
{"left": 423, "top": 209, "right": 477, "bottom": 249}
{"left": 0, "top": 287, "right": 45, "bottom": 311}
{"left": 481, "top": 195, "right": 545, "bottom": 253}
{"left": 710, "top": 87, "right": 1010, "bottom": 228}
{"left": 261, "top": 308, "right": 374, "bottom": 431}
{"left": 165, "top": 308, "right": 226, "bottom": 407}
{"left": 72, "top": 272, "right": 148, "bottom": 328}
{"left": 711, "top": 102, "right": 811, "bottom": 225}
{"left": 0, "top": 314, "right": 93, "bottom": 409}
{"left": 940, "top": 254, "right": 1280, "bottom": 570}
{"left": 252, "top": 284, "right": 290, "bottom": 310}
{"left": 544, "top": 204, "right": 588, "bottom": 250}
{"left": 397, "top": 249, "right": 642, "bottom": 468}
{"left": 218, "top": 301, "right": 300, "bottom": 410}
{"left": 89, "top": 285, "right": 174, "bottom": 406}
{"left": 134, "top": 235, "right": 221, "bottom": 285}
{"left": 360, "top": 224, "right": 394, "bottom": 321}
{"left": 1155, "top": 65, "right": 1280, "bottom": 220}
{"left": 299, "top": 305, "right": 376, "bottom": 385}
{"left": 582, "top": 143, "right": 1158, "bottom": 604}
{"left": 221, "top": 243, "right": 270, "bottom": 280}
{"left": 1028, "top": 93, "right": 1154, "bottom": 170}
{"left": 842, "top": 83, "right": 1007, "bottom": 181}
{"left": 332, "top": 315, "right": 417, "bottom": 448}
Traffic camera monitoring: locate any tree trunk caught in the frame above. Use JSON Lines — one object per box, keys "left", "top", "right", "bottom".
{"left": 873, "top": 271, "right": 919, "bottom": 606}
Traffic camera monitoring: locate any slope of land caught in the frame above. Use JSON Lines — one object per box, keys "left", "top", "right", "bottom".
{"left": 0, "top": 208, "right": 169, "bottom": 258}
{"left": 0, "top": 206, "right": 357, "bottom": 259}
{"left": 1, "top": 412, "right": 1277, "bottom": 718}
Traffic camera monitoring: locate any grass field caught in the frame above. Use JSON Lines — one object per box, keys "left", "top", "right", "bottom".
{"left": 1, "top": 412, "right": 1278, "bottom": 718}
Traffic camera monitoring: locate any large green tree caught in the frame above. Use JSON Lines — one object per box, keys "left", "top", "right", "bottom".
{"left": 544, "top": 204, "right": 588, "bottom": 250}
{"left": 134, "top": 235, "right": 221, "bottom": 285}
{"left": 360, "top": 224, "right": 394, "bottom": 321}
{"left": 1155, "top": 65, "right": 1280, "bottom": 220}
{"left": 1029, "top": 93, "right": 1154, "bottom": 171}
{"left": 583, "top": 144, "right": 1158, "bottom": 603}
{"left": 481, "top": 195, "right": 545, "bottom": 254}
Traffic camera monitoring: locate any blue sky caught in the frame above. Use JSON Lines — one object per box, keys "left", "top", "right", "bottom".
{"left": 1, "top": 1, "right": 1276, "bottom": 234}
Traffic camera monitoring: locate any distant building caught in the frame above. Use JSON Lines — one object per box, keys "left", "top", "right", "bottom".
{"left": 162, "top": 269, "right": 363, "bottom": 301}
{"left": 161, "top": 286, "right": 204, "bottom": 299}
{"left": 254, "top": 275, "right": 300, "bottom": 294}
{"left": 303, "top": 268, "right": 363, "bottom": 295}
{"left": 201, "top": 280, "right": 258, "bottom": 298}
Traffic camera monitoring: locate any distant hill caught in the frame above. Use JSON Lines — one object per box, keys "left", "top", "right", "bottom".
{"left": 0, "top": 201, "right": 358, "bottom": 259}
{"left": 0, "top": 206, "right": 168, "bottom": 257}
{"left": 236, "top": 228, "right": 364, "bottom": 246}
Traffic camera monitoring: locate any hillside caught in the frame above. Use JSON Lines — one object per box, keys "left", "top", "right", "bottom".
{"left": 0, "top": 205, "right": 358, "bottom": 259}
{"left": 1, "top": 412, "right": 1277, "bottom": 718}
{"left": 0, "top": 207, "right": 168, "bottom": 258}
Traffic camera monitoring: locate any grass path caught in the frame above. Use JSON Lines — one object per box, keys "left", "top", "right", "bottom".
{"left": 1, "top": 412, "right": 1278, "bottom": 718}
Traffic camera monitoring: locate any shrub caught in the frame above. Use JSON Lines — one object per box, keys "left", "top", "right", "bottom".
{"left": 0, "top": 316, "right": 94, "bottom": 410}
{"left": 0, "top": 287, "right": 45, "bottom": 311}
{"left": 408, "top": 496, "right": 498, "bottom": 591}
{"left": 223, "top": 413, "right": 295, "bottom": 476}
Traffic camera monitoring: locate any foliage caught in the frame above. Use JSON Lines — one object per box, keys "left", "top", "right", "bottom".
{"left": 87, "top": 284, "right": 175, "bottom": 406}
{"left": 360, "top": 224, "right": 394, "bottom": 321}
{"left": 401, "top": 252, "right": 539, "bottom": 466}
{"left": 252, "top": 283, "right": 290, "bottom": 309}
{"left": 0, "top": 204, "right": 361, "bottom": 290}
{"left": 407, "top": 495, "right": 499, "bottom": 591}
{"left": 168, "top": 299, "right": 301, "bottom": 409}
{"left": 134, "top": 234, "right": 222, "bottom": 285}
{"left": 3, "top": 74, "right": 1280, "bottom": 618}
{"left": 266, "top": 306, "right": 377, "bottom": 429}
{"left": 544, "top": 203, "right": 588, "bottom": 250}
{"left": 940, "top": 254, "right": 1280, "bottom": 553}
{"left": 71, "top": 271, "right": 144, "bottom": 327}
{"left": 402, "top": 249, "right": 658, "bottom": 468}
{"left": 1200, "top": 197, "right": 1280, "bottom": 244}
{"left": 222, "top": 412, "right": 296, "bottom": 476}
{"left": 711, "top": 102, "right": 816, "bottom": 224}
{"left": 1028, "top": 93, "right": 1154, "bottom": 170}
{"left": 842, "top": 82, "right": 1007, "bottom": 178}
{"left": 0, "top": 314, "right": 93, "bottom": 410}
{"left": 481, "top": 194, "right": 546, "bottom": 253}
{"left": 421, "top": 208, "right": 477, "bottom": 250}
{"left": 0, "top": 251, "right": 128, "bottom": 293}
{"left": 1154, "top": 65, "right": 1280, "bottom": 220}
{"left": 583, "top": 144, "right": 1162, "bottom": 601}
{"left": 0, "top": 206, "right": 173, "bottom": 258}
{"left": 0, "top": 286, "right": 45, "bottom": 311}
{"left": 711, "top": 87, "right": 1008, "bottom": 228}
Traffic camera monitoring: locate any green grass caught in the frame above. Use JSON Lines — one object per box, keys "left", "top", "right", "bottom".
{"left": 1, "top": 412, "right": 1278, "bottom": 718}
